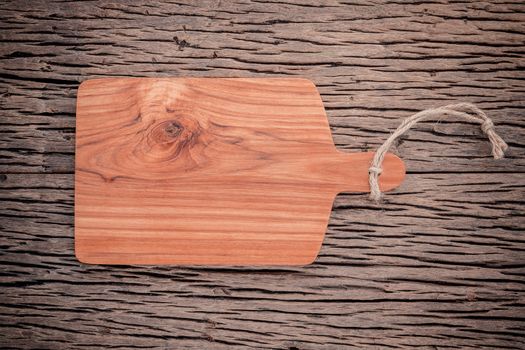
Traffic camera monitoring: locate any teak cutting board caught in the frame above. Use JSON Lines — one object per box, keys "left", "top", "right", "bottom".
{"left": 75, "top": 78, "right": 405, "bottom": 265}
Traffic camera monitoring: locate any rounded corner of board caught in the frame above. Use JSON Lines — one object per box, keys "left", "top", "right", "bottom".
{"left": 77, "top": 79, "right": 94, "bottom": 98}
{"left": 74, "top": 243, "right": 95, "bottom": 265}
{"left": 297, "top": 254, "right": 319, "bottom": 267}
{"left": 296, "top": 77, "right": 317, "bottom": 88}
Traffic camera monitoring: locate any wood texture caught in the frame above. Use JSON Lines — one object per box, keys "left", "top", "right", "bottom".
{"left": 1, "top": 0, "right": 524, "bottom": 349}
{"left": 75, "top": 77, "right": 405, "bottom": 265}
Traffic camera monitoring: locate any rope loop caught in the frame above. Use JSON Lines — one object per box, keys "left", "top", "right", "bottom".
{"left": 369, "top": 103, "right": 508, "bottom": 201}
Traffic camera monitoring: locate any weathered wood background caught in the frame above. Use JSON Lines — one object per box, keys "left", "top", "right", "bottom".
{"left": 1, "top": 1, "right": 524, "bottom": 349}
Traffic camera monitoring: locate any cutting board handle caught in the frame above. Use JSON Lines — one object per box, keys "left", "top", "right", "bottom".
{"left": 326, "top": 151, "right": 405, "bottom": 194}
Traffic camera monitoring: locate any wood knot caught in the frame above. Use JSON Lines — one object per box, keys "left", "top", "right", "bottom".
{"left": 151, "top": 120, "right": 183, "bottom": 144}
{"left": 141, "top": 115, "right": 202, "bottom": 163}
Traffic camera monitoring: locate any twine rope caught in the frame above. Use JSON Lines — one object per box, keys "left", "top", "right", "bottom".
{"left": 369, "top": 103, "right": 508, "bottom": 201}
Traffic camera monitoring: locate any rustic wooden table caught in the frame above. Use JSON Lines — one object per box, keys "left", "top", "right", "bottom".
{"left": 1, "top": 1, "right": 524, "bottom": 349}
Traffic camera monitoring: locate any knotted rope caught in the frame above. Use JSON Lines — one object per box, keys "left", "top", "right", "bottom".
{"left": 369, "top": 103, "right": 508, "bottom": 201}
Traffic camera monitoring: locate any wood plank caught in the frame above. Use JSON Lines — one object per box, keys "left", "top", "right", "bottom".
{"left": 1, "top": 1, "right": 524, "bottom": 349}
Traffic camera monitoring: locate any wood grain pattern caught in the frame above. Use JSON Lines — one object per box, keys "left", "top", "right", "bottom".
{"left": 75, "top": 77, "right": 405, "bottom": 264}
{"left": 1, "top": 1, "right": 524, "bottom": 349}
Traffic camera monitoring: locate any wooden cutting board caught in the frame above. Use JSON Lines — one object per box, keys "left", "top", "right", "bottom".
{"left": 75, "top": 78, "right": 405, "bottom": 265}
